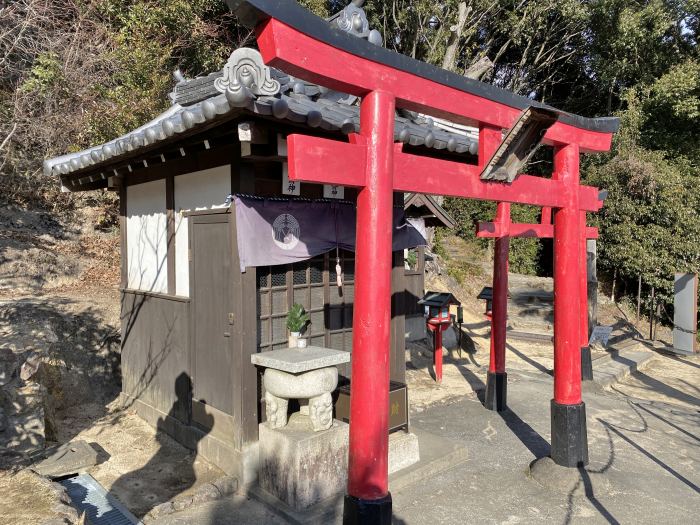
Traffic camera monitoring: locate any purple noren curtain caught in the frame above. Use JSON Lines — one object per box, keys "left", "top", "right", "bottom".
{"left": 234, "top": 195, "right": 426, "bottom": 272}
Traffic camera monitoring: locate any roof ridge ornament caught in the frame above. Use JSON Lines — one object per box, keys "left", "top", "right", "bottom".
{"left": 214, "top": 48, "right": 280, "bottom": 104}
{"left": 329, "top": 1, "right": 382, "bottom": 46}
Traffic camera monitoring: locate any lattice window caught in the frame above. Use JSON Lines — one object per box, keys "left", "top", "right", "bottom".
{"left": 256, "top": 251, "right": 355, "bottom": 353}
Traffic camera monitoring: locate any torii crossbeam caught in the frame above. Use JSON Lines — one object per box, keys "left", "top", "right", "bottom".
{"left": 226, "top": 2, "right": 619, "bottom": 523}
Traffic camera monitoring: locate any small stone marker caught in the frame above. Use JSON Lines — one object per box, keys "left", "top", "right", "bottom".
{"left": 588, "top": 325, "right": 613, "bottom": 347}
{"left": 34, "top": 440, "right": 99, "bottom": 479}
{"left": 673, "top": 273, "right": 698, "bottom": 354}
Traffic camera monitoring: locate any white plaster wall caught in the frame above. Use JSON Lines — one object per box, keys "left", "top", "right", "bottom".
{"left": 174, "top": 166, "right": 231, "bottom": 296}
{"left": 126, "top": 179, "right": 168, "bottom": 293}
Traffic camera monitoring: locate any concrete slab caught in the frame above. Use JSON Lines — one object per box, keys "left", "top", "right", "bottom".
{"left": 388, "top": 431, "right": 420, "bottom": 474}
{"left": 389, "top": 428, "right": 468, "bottom": 494}
{"left": 33, "top": 440, "right": 98, "bottom": 479}
{"left": 247, "top": 426, "right": 465, "bottom": 525}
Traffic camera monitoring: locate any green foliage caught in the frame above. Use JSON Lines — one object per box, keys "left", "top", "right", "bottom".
{"left": 447, "top": 259, "right": 482, "bottom": 285}
{"left": 405, "top": 249, "right": 418, "bottom": 270}
{"left": 441, "top": 198, "right": 544, "bottom": 275}
{"left": 20, "top": 53, "right": 63, "bottom": 95}
{"left": 87, "top": 0, "right": 240, "bottom": 144}
{"left": 585, "top": 140, "right": 700, "bottom": 303}
{"left": 432, "top": 227, "right": 449, "bottom": 260}
{"left": 287, "top": 303, "right": 311, "bottom": 333}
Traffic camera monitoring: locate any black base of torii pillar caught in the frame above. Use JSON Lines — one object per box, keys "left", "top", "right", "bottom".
{"left": 551, "top": 400, "right": 589, "bottom": 467}
{"left": 485, "top": 371, "right": 508, "bottom": 412}
{"left": 343, "top": 494, "right": 392, "bottom": 525}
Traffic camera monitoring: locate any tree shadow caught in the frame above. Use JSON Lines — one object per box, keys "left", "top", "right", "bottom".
{"left": 562, "top": 423, "right": 619, "bottom": 525}
{"left": 610, "top": 353, "right": 700, "bottom": 408}
{"left": 0, "top": 204, "right": 78, "bottom": 294}
{"left": 0, "top": 298, "right": 121, "bottom": 466}
{"left": 107, "top": 373, "right": 213, "bottom": 519}
{"left": 506, "top": 342, "right": 552, "bottom": 375}
{"left": 563, "top": 396, "right": 699, "bottom": 525}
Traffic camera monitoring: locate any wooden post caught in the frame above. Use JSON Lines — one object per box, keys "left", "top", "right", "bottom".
{"left": 344, "top": 90, "right": 395, "bottom": 524}
{"left": 551, "top": 143, "right": 588, "bottom": 467}
{"left": 637, "top": 275, "right": 642, "bottom": 322}
{"left": 649, "top": 286, "right": 655, "bottom": 341}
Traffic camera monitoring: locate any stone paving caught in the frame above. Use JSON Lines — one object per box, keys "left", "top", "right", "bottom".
{"left": 151, "top": 349, "right": 699, "bottom": 524}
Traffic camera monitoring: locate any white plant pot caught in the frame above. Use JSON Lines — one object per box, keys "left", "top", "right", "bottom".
{"left": 297, "top": 338, "right": 308, "bottom": 348}
{"left": 288, "top": 332, "right": 300, "bottom": 348}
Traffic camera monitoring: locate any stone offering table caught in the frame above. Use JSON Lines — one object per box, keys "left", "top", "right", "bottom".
{"left": 251, "top": 346, "right": 350, "bottom": 432}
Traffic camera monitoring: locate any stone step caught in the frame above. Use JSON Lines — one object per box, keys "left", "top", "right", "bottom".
{"left": 589, "top": 345, "right": 657, "bottom": 389}
{"left": 506, "top": 329, "right": 553, "bottom": 344}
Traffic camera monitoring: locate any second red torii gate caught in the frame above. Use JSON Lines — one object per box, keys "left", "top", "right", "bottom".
{"left": 226, "top": 2, "right": 619, "bottom": 523}
{"left": 477, "top": 204, "right": 599, "bottom": 411}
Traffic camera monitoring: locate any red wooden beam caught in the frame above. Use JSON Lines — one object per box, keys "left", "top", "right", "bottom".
{"left": 476, "top": 222, "right": 599, "bottom": 239}
{"left": 286, "top": 135, "right": 604, "bottom": 211}
{"left": 258, "top": 19, "right": 614, "bottom": 153}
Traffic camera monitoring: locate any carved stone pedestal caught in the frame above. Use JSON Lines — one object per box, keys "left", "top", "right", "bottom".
{"left": 264, "top": 367, "right": 337, "bottom": 431}
{"left": 251, "top": 345, "right": 351, "bottom": 432}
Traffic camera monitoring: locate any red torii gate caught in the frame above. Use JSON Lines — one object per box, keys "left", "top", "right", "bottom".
{"left": 476, "top": 204, "right": 600, "bottom": 411}
{"left": 227, "top": 2, "right": 619, "bottom": 523}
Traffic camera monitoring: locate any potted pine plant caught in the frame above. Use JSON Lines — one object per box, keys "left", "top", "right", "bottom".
{"left": 287, "top": 303, "right": 310, "bottom": 348}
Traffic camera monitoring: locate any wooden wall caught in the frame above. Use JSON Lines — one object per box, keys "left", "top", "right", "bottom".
{"left": 120, "top": 290, "right": 191, "bottom": 425}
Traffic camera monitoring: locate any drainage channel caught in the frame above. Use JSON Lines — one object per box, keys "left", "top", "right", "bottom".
{"left": 59, "top": 474, "right": 142, "bottom": 525}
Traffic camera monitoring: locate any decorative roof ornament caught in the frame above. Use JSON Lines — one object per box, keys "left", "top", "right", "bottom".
{"left": 329, "top": 0, "right": 382, "bottom": 46}
{"left": 214, "top": 48, "right": 280, "bottom": 105}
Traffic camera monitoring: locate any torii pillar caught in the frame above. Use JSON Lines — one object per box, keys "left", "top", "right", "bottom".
{"left": 478, "top": 204, "right": 600, "bottom": 412}
{"left": 344, "top": 90, "right": 395, "bottom": 521}
{"left": 485, "top": 201, "right": 510, "bottom": 411}
{"left": 550, "top": 144, "right": 588, "bottom": 466}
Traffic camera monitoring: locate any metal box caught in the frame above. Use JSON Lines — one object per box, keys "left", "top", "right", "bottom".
{"left": 334, "top": 381, "right": 408, "bottom": 433}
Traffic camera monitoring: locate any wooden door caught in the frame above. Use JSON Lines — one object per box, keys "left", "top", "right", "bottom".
{"left": 189, "top": 211, "right": 234, "bottom": 426}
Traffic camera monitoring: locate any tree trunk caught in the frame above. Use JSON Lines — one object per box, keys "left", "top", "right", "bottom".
{"left": 464, "top": 56, "right": 494, "bottom": 80}
{"left": 636, "top": 275, "right": 642, "bottom": 321}
{"left": 649, "top": 286, "right": 655, "bottom": 341}
{"left": 610, "top": 268, "right": 617, "bottom": 301}
{"left": 442, "top": 2, "right": 469, "bottom": 72}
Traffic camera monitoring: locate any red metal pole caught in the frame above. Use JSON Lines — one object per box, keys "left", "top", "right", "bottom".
{"left": 551, "top": 143, "right": 588, "bottom": 467}
{"left": 345, "top": 90, "right": 395, "bottom": 520}
{"left": 435, "top": 324, "right": 443, "bottom": 383}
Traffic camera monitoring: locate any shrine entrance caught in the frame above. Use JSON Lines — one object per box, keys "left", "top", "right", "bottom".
{"left": 225, "top": 1, "right": 619, "bottom": 523}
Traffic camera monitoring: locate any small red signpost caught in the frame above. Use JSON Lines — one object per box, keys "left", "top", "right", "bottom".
{"left": 226, "top": 2, "right": 619, "bottom": 523}
{"left": 419, "top": 292, "right": 461, "bottom": 384}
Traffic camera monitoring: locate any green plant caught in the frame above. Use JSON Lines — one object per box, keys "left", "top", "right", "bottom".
{"left": 286, "top": 303, "right": 310, "bottom": 334}
{"left": 405, "top": 249, "right": 418, "bottom": 270}
{"left": 447, "top": 259, "right": 482, "bottom": 285}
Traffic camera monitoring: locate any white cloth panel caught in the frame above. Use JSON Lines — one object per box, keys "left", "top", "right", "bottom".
{"left": 126, "top": 179, "right": 168, "bottom": 293}
{"left": 174, "top": 166, "right": 231, "bottom": 296}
